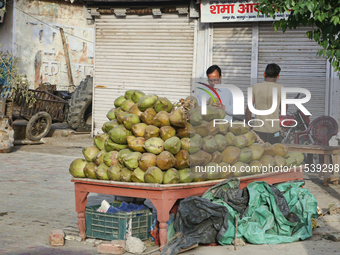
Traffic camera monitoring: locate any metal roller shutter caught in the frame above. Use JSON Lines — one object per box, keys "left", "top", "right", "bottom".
{"left": 93, "top": 14, "right": 195, "bottom": 134}
{"left": 212, "top": 22, "right": 253, "bottom": 91}
{"left": 258, "top": 22, "right": 327, "bottom": 120}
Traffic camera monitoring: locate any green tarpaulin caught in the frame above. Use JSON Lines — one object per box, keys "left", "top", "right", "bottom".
{"left": 202, "top": 180, "right": 318, "bottom": 245}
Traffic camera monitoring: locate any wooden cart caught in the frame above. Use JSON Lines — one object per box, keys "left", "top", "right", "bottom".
{"left": 1, "top": 86, "right": 68, "bottom": 141}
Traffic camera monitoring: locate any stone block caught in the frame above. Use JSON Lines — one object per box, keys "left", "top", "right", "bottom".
{"left": 49, "top": 229, "right": 65, "bottom": 246}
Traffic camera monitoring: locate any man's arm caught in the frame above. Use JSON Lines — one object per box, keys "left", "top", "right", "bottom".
{"left": 246, "top": 96, "right": 254, "bottom": 123}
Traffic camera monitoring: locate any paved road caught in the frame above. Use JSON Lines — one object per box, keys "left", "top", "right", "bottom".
{"left": 0, "top": 136, "right": 340, "bottom": 254}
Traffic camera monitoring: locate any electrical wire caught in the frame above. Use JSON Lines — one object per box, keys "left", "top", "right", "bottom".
{"left": 4, "top": 0, "right": 94, "bottom": 44}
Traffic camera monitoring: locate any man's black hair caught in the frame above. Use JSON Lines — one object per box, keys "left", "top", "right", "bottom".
{"left": 265, "top": 63, "right": 281, "bottom": 78}
{"left": 206, "top": 65, "right": 222, "bottom": 77}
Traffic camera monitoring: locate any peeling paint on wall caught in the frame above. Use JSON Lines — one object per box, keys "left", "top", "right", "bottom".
{"left": 14, "top": 0, "right": 95, "bottom": 89}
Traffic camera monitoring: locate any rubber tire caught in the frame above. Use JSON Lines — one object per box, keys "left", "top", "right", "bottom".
{"left": 26, "top": 112, "right": 52, "bottom": 141}
{"left": 66, "top": 77, "right": 93, "bottom": 132}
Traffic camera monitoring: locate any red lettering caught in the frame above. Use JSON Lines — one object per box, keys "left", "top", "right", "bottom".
{"left": 210, "top": 5, "right": 217, "bottom": 14}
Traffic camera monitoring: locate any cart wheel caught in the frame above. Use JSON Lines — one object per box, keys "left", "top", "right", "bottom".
{"left": 26, "top": 112, "right": 52, "bottom": 141}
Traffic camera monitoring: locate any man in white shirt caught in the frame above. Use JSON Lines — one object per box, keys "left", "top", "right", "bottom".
{"left": 196, "top": 65, "right": 233, "bottom": 123}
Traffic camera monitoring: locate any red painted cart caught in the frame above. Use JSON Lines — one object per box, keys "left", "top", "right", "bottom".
{"left": 72, "top": 167, "right": 303, "bottom": 247}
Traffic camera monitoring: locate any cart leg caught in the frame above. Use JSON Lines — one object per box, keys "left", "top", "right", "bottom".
{"left": 323, "top": 155, "right": 331, "bottom": 187}
{"left": 74, "top": 184, "right": 89, "bottom": 240}
{"left": 333, "top": 154, "right": 339, "bottom": 185}
{"left": 150, "top": 198, "right": 177, "bottom": 248}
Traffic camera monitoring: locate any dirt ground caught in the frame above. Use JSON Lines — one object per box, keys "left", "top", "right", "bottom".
{"left": 1, "top": 133, "right": 340, "bottom": 255}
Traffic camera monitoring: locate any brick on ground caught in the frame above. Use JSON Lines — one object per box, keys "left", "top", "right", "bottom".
{"left": 97, "top": 243, "right": 125, "bottom": 254}
{"left": 49, "top": 229, "right": 65, "bottom": 246}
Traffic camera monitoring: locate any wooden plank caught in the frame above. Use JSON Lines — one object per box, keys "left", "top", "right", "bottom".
{"left": 59, "top": 27, "right": 74, "bottom": 92}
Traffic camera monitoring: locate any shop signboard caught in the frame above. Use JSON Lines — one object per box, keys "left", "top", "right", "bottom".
{"left": 201, "top": 0, "right": 290, "bottom": 23}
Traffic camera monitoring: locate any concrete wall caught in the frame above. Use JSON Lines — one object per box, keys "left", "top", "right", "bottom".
{"left": 14, "top": 0, "right": 94, "bottom": 89}
{"left": 0, "top": 2, "right": 14, "bottom": 53}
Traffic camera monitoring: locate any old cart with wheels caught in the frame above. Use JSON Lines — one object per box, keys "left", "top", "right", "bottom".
{"left": 1, "top": 87, "right": 68, "bottom": 141}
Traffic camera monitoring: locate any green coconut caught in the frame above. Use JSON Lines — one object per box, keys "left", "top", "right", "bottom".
{"left": 138, "top": 94, "right": 158, "bottom": 111}
{"left": 175, "top": 150, "right": 190, "bottom": 170}
{"left": 188, "top": 108, "right": 202, "bottom": 126}
{"left": 140, "top": 108, "right": 157, "bottom": 125}
{"left": 219, "top": 162, "right": 233, "bottom": 179}
{"left": 144, "top": 167, "right": 164, "bottom": 184}
{"left": 83, "top": 146, "right": 100, "bottom": 162}
{"left": 214, "top": 134, "right": 228, "bottom": 152}
{"left": 93, "top": 150, "right": 107, "bottom": 166}
{"left": 163, "top": 168, "right": 180, "bottom": 184}
{"left": 129, "top": 104, "right": 143, "bottom": 117}
{"left": 235, "top": 135, "right": 248, "bottom": 149}
{"left": 225, "top": 132, "right": 236, "bottom": 146}
{"left": 125, "top": 90, "right": 135, "bottom": 100}
{"left": 229, "top": 121, "right": 249, "bottom": 135}
{"left": 190, "top": 134, "right": 202, "bottom": 154}
{"left": 169, "top": 108, "right": 187, "bottom": 128}
{"left": 126, "top": 135, "right": 136, "bottom": 144}
{"left": 181, "top": 138, "right": 190, "bottom": 153}
{"left": 211, "top": 151, "right": 222, "bottom": 163}
{"left": 128, "top": 137, "right": 146, "bottom": 152}
{"left": 190, "top": 150, "right": 206, "bottom": 166}
{"left": 107, "top": 164, "right": 124, "bottom": 181}
{"left": 114, "top": 107, "right": 124, "bottom": 117}
{"left": 290, "top": 151, "right": 304, "bottom": 165}
{"left": 243, "top": 131, "right": 256, "bottom": 146}
{"left": 202, "top": 150, "right": 213, "bottom": 165}
{"left": 217, "top": 109, "right": 227, "bottom": 119}
{"left": 218, "top": 122, "right": 230, "bottom": 135}
{"left": 94, "top": 133, "right": 109, "bottom": 150}
{"left": 205, "top": 162, "right": 222, "bottom": 180}
{"left": 153, "top": 111, "right": 170, "bottom": 127}
{"left": 132, "top": 90, "right": 146, "bottom": 103}
{"left": 285, "top": 152, "right": 298, "bottom": 166}
{"left": 239, "top": 148, "right": 253, "bottom": 164}
{"left": 154, "top": 98, "right": 173, "bottom": 113}
{"left": 260, "top": 155, "right": 276, "bottom": 168}
{"left": 156, "top": 151, "right": 176, "bottom": 170}
{"left": 123, "top": 152, "right": 142, "bottom": 170}
{"left": 83, "top": 162, "right": 97, "bottom": 179}
{"left": 178, "top": 168, "right": 193, "bottom": 183}
{"left": 221, "top": 146, "right": 240, "bottom": 164}
{"left": 160, "top": 126, "right": 176, "bottom": 141}
{"left": 274, "top": 143, "right": 289, "bottom": 157}
{"left": 69, "top": 158, "right": 87, "bottom": 178}
{"left": 105, "top": 139, "right": 129, "bottom": 152}
{"left": 191, "top": 167, "right": 207, "bottom": 182}
{"left": 117, "top": 149, "right": 133, "bottom": 164}
{"left": 103, "top": 151, "right": 119, "bottom": 167}
{"left": 143, "top": 137, "right": 164, "bottom": 154}
{"left": 106, "top": 108, "right": 116, "bottom": 120}
{"left": 121, "top": 99, "right": 135, "bottom": 112}
{"left": 95, "top": 164, "right": 109, "bottom": 180}
{"left": 274, "top": 155, "right": 287, "bottom": 167}
{"left": 249, "top": 161, "right": 262, "bottom": 173}
{"left": 248, "top": 143, "right": 265, "bottom": 160}
{"left": 120, "top": 168, "right": 133, "bottom": 182}
{"left": 116, "top": 111, "right": 129, "bottom": 125}
{"left": 208, "top": 120, "right": 219, "bottom": 136}
{"left": 194, "top": 121, "right": 210, "bottom": 137}
{"left": 138, "top": 153, "right": 157, "bottom": 171}
{"left": 114, "top": 96, "right": 126, "bottom": 108}
{"left": 263, "top": 142, "right": 278, "bottom": 156}
{"left": 102, "top": 120, "right": 119, "bottom": 133}
{"left": 202, "top": 105, "right": 220, "bottom": 122}
{"left": 131, "top": 167, "right": 145, "bottom": 183}
{"left": 122, "top": 114, "right": 140, "bottom": 130}
{"left": 164, "top": 136, "right": 181, "bottom": 155}
{"left": 177, "top": 122, "right": 196, "bottom": 139}
{"left": 231, "top": 162, "right": 247, "bottom": 177}
{"left": 131, "top": 123, "right": 148, "bottom": 137}
{"left": 144, "top": 125, "right": 160, "bottom": 140}
{"left": 109, "top": 125, "right": 132, "bottom": 145}
{"left": 202, "top": 135, "right": 218, "bottom": 153}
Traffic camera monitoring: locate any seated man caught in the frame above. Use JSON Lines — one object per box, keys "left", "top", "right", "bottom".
{"left": 197, "top": 65, "right": 233, "bottom": 123}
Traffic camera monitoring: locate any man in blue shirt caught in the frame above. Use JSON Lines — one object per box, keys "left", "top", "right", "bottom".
{"left": 197, "top": 65, "right": 233, "bottom": 123}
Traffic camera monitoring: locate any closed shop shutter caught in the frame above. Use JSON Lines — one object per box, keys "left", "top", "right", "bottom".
{"left": 212, "top": 22, "right": 253, "bottom": 92}
{"left": 258, "top": 23, "right": 327, "bottom": 120}
{"left": 94, "top": 14, "right": 195, "bottom": 134}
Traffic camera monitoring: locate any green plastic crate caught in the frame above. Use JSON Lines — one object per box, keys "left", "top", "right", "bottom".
{"left": 85, "top": 203, "right": 152, "bottom": 241}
